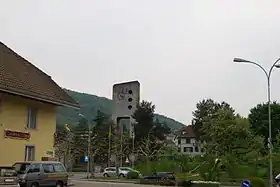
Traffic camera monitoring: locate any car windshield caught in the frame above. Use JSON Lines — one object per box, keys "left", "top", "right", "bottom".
{"left": 12, "top": 163, "right": 31, "bottom": 174}
{"left": 0, "top": 167, "right": 17, "bottom": 177}
{"left": 119, "top": 167, "right": 131, "bottom": 171}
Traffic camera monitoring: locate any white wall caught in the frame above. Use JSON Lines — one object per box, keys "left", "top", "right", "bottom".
{"left": 175, "top": 137, "right": 204, "bottom": 156}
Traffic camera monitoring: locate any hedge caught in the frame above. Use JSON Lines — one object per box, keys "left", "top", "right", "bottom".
{"left": 139, "top": 179, "right": 220, "bottom": 187}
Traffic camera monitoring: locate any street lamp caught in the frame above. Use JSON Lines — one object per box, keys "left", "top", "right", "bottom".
{"left": 78, "top": 113, "right": 109, "bottom": 179}
{"left": 233, "top": 57, "right": 280, "bottom": 187}
{"left": 78, "top": 113, "right": 91, "bottom": 179}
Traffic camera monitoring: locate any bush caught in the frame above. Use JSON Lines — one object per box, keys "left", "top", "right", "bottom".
{"left": 248, "top": 177, "right": 265, "bottom": 187}
{"left": 127, "top": 171, "right": 139, "bottom": 179}
{"left": 177, "top": 180, "right": 193, "bottom": 187}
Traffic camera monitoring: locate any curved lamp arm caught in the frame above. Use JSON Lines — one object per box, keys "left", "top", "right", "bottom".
{"left": 239, "top": 60, "right": 269, "bottom": 79}
{"left": 268, "top": 57, "right": 280, "bottom": 78}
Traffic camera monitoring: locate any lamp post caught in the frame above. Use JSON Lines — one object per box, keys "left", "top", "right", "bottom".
{"left": 233, "top": 57, "right": 280, "bottom": 187}
{"left": 78, "top": 113, "right": 108, "bottom": 179}
{"left": 78, "top": 114, "right": 91, "bottom": 179}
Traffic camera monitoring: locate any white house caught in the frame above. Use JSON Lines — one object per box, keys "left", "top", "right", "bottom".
{"left": 174, "top": 126, "right": 204, "bottom": 156}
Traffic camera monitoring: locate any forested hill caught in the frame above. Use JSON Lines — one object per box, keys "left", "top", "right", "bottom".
{"left": 56, "top": 89, "right": 185, "bottom": 131}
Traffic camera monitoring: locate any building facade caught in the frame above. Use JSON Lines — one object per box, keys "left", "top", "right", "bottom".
{"left": 0, "top": 42, "right": 79, "bottom": 165}
{"left": 175, "top": 126, "right": 204, "bottom": 156}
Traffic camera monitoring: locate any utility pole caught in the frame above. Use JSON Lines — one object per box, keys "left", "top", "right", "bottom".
{"left": 87, "top": 120, "right": 91, "bottom": 179}
{"left": 120, "top": 122, "right": 123, "bottom": 167}
{"left": 131, "top": 122, "right": 135, "bottom": 168}
{"left": 108, "top": 123, "right": 111, "bottom": 167}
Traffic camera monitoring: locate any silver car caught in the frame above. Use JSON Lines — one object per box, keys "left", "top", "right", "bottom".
{"left": 103, "top": 167, "right": 139, "bottom": 178}
{"left": 13, "top": 161, "right": 68, "bottom": 187}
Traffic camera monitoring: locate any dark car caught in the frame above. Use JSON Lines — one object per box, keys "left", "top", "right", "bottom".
{"left": 0, "top": 166, "right": 19, "bottom": 187}
{"left": 143, "top": 172, "right": 176, "bottom": 180}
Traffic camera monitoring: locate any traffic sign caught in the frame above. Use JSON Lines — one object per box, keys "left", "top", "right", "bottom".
{"left": 84, "top": 156, "right": 89, "bottom": 162}
{"left": 241, "top": 180, "right": 251, "bottom": 187}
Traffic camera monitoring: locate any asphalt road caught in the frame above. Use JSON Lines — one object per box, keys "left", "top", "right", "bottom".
{"left": 72, "top": 179, "right": 155, "bottom": 187}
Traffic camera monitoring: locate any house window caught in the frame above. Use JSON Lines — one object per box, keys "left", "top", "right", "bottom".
{"left": 25, "top": 145, "right": 35, "bottom": 161}
{"left": 27, "top": 107, "right": 37, "bottom": 129}
{"left": 195, "top": 146, "right": 199, "bottom": 152}
{"left": 178, "top": 147, "right": 181, "bottom": 152}
{"left": 178, "top": 139, "right": 181, "bottom": 144}
{"left": 185, "top": 138, "right": 190, "bottom": 144}
{"left": 184, "top": 147, "right": 193, "bottom": 152}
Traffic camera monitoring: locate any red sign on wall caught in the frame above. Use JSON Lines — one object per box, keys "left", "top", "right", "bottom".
{"left": 4, "top": 130, "right": 31, "bottom": 140}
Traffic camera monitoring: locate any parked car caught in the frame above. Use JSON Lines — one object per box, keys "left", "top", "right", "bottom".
{"left": 12, "top": 161, "right": 68, "bottom": 187}
{"left": 143, "top": 172, "right": 176, "bottom": 180}
{"left": 0, "top": 166, "right": 19, "bottom": 187}
{"left": 103, "top": 167, "right": 140, "bottom": 178}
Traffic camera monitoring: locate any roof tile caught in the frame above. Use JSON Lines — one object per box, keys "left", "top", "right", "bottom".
{"left": 0, "top": 42, "right": 79, "bottom": 108}
{"left": 180, "top": 125, "right": 196, "bottom": 138}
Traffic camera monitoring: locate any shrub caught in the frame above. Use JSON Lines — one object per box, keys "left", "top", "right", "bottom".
{"left": 126, "top": 171, "right": 139, "bottom": 179}
{"left": 248, "top": 177, "right": 265, "bottom": 187}
{"left": 177, "top": 180, "right": 193, "bottom": 187}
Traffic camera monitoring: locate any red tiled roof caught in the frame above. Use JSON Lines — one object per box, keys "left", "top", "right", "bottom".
{"left": 179, "top": 125, "right": 196, "bottom": 138}
{"left": 0, "top": 42, "right": 79, "bottom": 108}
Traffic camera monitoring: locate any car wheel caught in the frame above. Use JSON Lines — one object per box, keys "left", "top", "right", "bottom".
{"left": 31, "top": 183, "right": 38, "bottom": 187}
{"left": 103, "top": 173, "right": 109, "bottom": 177}
{"left": 56, "top": 181, "right": 63, "bottom": 187}
{"left": 119, "top": 174, "right": 125, "bottom": 178}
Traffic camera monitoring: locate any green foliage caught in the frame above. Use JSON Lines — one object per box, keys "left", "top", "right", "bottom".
{"left": 190, "top": 98, "right": 266, "bottom": 182}
{"left": 126, "top": 171, "right": 139, "bottom": 179}
{"left": 177, "top": 180, "right": 193, "bottom": 187}
{"left": 248, "top": 101, "right": 280, "bottom": 143}
{"left": 57, "top": 89, "right": 185, "bottom": 131}
{"left": 139, "top": 179, "right": 220, "bottom": 187}
{"left": 248, "top": 177, "right": 266, "bottom": 187}
{"left": 133, "top": 101, "right": 155, "bottom": 141}
{"left": 198, "top": 154, "right": 221, "bottom": 181}
{"left": 192, "top": 99, "right": 234, "bottom": 140}
{"left": 202, "top": 110, "right": 264, "bottom": 158}
{"left": 132, "top": 101, "right": 172, "bottom": 173}
{"left": 191, "top": 182, "right": 220, "bottom": 187}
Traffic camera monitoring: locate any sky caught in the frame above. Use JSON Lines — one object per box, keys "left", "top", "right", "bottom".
{"left": 1, "top": 0, "right": 280, "bottom": 125}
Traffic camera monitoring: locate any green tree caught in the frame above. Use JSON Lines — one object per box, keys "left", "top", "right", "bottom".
{"left": 132, "top": 101, "right": 155, "bottom": 141}
{"left": 202, "top": 109, "right": 263, "bottom": 158}
{"left": 192, "top": 99, "right": 234, "bottom": 140}
{"left": 248, "top": 102, "right": 280, "bottom": 142}
{"left": 73, "top": 118, "right": 88, "bottom": 154}
{"left": 54, "top": 124, "right": 81, "bottom": 171}
{"left": 152, "top": 118, "right": 171, "bottom": 141}
{"left": 137, "top": 132, "right": 165, "bottom": 173}
{"left": 199, "top": 108, "right": 265, "bottom": 179}
{"left": 132, "top": 101, "right": 171, "bottom": 141}
{"left": 132, "top": 101, "right": 171, "bottom": 168}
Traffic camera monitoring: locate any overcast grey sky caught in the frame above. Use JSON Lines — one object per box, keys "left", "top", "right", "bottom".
{"left": 1, "top": 0, "right": 280, "bottom": 124}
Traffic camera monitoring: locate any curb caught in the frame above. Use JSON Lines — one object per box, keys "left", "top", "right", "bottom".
{"left": 70, "top": 178, "right": 138, "bottom": 184}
